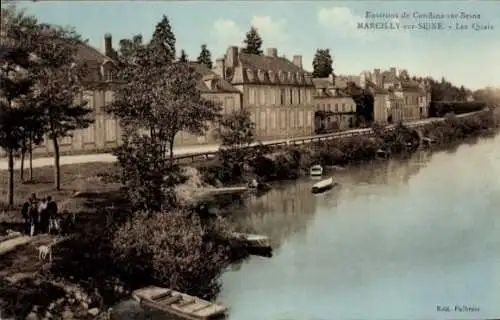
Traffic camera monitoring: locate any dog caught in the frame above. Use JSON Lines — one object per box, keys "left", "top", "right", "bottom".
{"left": 38, "top": 244, "right": 53, "bottom": 262}
{"left": 38, "top": 238, "right": 59, "bottom": 262}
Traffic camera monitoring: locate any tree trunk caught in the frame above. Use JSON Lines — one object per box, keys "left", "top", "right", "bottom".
{"left": 20, "top": 146, "right": 25, "bottom": 182}
{"left": 52, "top": 136, "right": 61, "bottom": 190}
{"left": 7, "top": 148, "right": 15, "bottom": 206}
{"left": 29, "top": 134, "right": 33, "bottom": 181}
{"left": 169, "top": 139, "right": 175, "bottom": 161}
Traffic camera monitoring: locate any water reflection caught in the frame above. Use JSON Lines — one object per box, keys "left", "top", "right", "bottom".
{"left": 231, "top": 180, "right": 318, "bottom": 252}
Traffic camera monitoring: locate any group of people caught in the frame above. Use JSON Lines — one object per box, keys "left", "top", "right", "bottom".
{"left": 21, "top": 193, "right": 59, "bottom": 236}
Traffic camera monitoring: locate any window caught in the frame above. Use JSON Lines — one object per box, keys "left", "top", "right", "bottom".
{"left": 327, "top": 103, "right": 331, "bottom": 111}
{"left": 83, "top": 124, "right": 95, "bottom": 143}
{"left": 306, "top": 111, "right": 312, "bottom": 127}
{"left": 290, "top": 110, "right": 295, "bottom": 128}
{"left": 83, "top": 92, "right": 94, "bottom": 111}
{"left": 105, "top": 119, "right": 117, "bottom": 142}
{"left": 280, "top": 89, "right": 285, "bottom": 105}
{"left": 335, "top": 104, "right": 339, "bottom": 112}
{"left": 225, "top": 97, "right": 235, "bottom": 113}
{"left": 259, "top": 89, "right": 266, "bottom": 106}
{"left": 342, "top": 103, "right": 345, "bottom": 112}
{"left": 260, "top": 111, "right": 266, "bottom": 131}
{"left": 271, "top": 111, "right": 277, "bottom": 129}
{"left": 298, "top": 110, "right": 304, "bottom": 127}
{"left": 281, "top": 110, "right": 287, "bottom": 129}
{"left": 298, "top": 89, "right": 301, "bottom": 104}
{"left": 289, "top": 89, "right": 293, "bottom": 105}
{"left": 405, "top": 96, "right": 408, "bottom": 105}
{"left": 249, "top": 88, "right": 256, "bottom": 105}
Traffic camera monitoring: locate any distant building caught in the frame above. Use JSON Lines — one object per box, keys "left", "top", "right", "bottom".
{"left": 213, "top": 46, "right": 317, "bottom": 140}
{"left": 360, "top": 68, "right": 431, "bottom": 123}
{"left": 312, "top": 74, "right": 357, "bottom": 132}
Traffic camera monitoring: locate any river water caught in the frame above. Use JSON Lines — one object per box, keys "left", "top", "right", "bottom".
{"left": 112, "top": 134, "right": 500, "bottom": 320}
{"left": 218, "top": 134, "right": 500, "bottom": 320}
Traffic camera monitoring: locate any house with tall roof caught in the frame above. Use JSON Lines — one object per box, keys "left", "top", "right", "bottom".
{"left": 29, "top": 35, "right": 244, "bottom": 156}
{"left": 312, "top": 74, "right": 357, "bottom": 132}
{"left": 213, "top": 46, "right": 317, "bottom": 140}
{"left": 32, "top": 33, "right": 122, "bottom": 156}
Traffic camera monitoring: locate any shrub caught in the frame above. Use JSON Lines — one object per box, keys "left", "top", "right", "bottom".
{"left": 111, "top": 210, "right": 235, "bottom": 300}
{"left": 113, "top": 135, "right": 184, "bottom": 211}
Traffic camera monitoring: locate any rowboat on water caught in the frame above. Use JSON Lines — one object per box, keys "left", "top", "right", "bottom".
{"left": 311, "top": 177, "right": 336, "bottom": 194}
{"left": 310, "top": 165, "right": 323, "bottom": 176}
{"left": 231, "top": 232, "right": 272, "bottom": 257}
{"left": 132, "top": 286, "right": 228, "bottom": 320}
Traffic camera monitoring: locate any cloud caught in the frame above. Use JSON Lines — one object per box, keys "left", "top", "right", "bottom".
{"left": 211, "top": 15, "right": 291, "bottom": 56}
{"left": 317, "top": 6, "right": 410, "bottom": 43}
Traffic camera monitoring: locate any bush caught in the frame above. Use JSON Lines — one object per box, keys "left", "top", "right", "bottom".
{"left": 111, "top": 210, "right": 235, "bottom": 300}
{"left": 429, "top": 101, "right": 485, "bottom": 117}
{"left": 114, "top": 135, "right": 184, "bottom": 211}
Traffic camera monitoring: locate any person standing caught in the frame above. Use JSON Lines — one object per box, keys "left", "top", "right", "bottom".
{"left": 47, "top": 196, "right": 58, "bottom": 234}
{"left": 28, "top": 193, "right": 38, "bottom": 236}
{"left": 21, "top": 201, "right": 30, "bottom": 235}
{"left": 38, "top": 198, "right": 48, "bottom": 233}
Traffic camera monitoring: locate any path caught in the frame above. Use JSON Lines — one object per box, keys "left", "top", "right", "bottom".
{"left": 0, "top": 112, "right": 482, "bottom": 171}
{"left": 0, "top": 235, "right": 33, "bottom": 256}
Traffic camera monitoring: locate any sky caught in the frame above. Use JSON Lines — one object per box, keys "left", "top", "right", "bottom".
{"left": 19, "top": 0, "right": 500, "bottom": 90}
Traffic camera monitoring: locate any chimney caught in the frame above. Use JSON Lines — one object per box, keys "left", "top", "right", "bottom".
{"left": 266, "top": 48, "right": 278, "bottom": 57}
{"left": 101, "top": 33, "right": 113, "bottom": 57}
{"left": 292, "top": 55, "right": 303, "bottom": 70}
{"left": 374, "top": 68, "right": 381, "bottom": 86}
{"left": 214, "top": 58, "right": 225, "bottom": 79}
{"left": 390, "top": 67, "right": 397, "bottom": 77}
{"left": 226, "top": 46, "right": 239, "bottom": 69}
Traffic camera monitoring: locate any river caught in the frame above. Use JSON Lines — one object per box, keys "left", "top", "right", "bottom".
{"left": 112, "top": 134, "right": 500, "bottom": 320}
{"left": 218, "top": 134, "right": 500, "bottom": 320}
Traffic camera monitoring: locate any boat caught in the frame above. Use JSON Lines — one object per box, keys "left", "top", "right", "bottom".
{"left": 311, "top": 177, "right": 336, "bottom": 194}
{"left": 422, "top": 137, "right": 436, "bottom": 145}
{"left": 132, "top": 286, "right": 228, "bottom": 320}
{"left": 231, "top": 232, "right": 272, "bottom": 257}
{"left": 309, "top": 165, "right": 323, "bottom": 176}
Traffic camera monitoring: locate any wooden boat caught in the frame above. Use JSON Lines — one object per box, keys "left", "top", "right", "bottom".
{"left": 311, "top": 177, "right": 336, "bottom": 194}
{"left": 422, "top": 137, "right": 436, "bottom": 145}
{"left": 132, "top": 286, "right": 228, "bottom": 320}
{"left": 231, "top": 232, "right": 272, "bottom": 257}
{"left": 309, "top": 165, "right": 323, "bottom": 176}
{"left": 376, "top": 148, "right": 390, "bottom": 158}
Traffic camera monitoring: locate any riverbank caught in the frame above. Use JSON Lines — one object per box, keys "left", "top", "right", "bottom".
{"left": 0, "top": 110, "right": 498, "bottom": 319}
{"left": 198, "top": 109, "right": 499, "bottom": 186}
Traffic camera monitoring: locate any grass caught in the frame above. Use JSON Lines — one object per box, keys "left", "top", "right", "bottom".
{"left": 0, "top": 162, "right": 121, "bottom": 227}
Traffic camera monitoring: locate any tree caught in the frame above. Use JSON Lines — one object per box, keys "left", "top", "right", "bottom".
{"left": 213, "top": 108, "right": 255, "bottom": 182}
{"left": 312, "top": 49, "right": 333, "bottom": 78}
{"left": 149, "top": 15, "right": 176, "bottom": 67}
{"left": 216, "top": 108, "right": 255, "bottom": 148}
{"left": 196, "top": 44, "right": 212, "bottom": 69}
{"left": 118, "top": 34, "right": 143, "bottom": 60}
{"left": 18, "top": 104, "right": 45, "bottom": 182}
{"left": 31, "top": 24, "right": 93, "bottom": 190}
{"left": 179, "top": 49, "right": 188, "bottom": 63}
{"left": 107, "top": 26, "right": 221, "bottom": 210}
{"left": 0, "top": 4, "right": 38, "bottom": 205}
{"left": 241, "top": 26, "right": 263, "bottom": 55}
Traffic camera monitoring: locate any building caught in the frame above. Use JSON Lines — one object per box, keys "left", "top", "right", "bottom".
{"left": 359, "top": 67, "right": 431, "bottom": 124}
{"left": 312, "top": 74, "right": 357, "bottom": 132}
{"left": 213, "top": 46, "right": 317, "bottom": 140}
{"left": 30, "top": 35, "right": 243, "bottom": 156}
